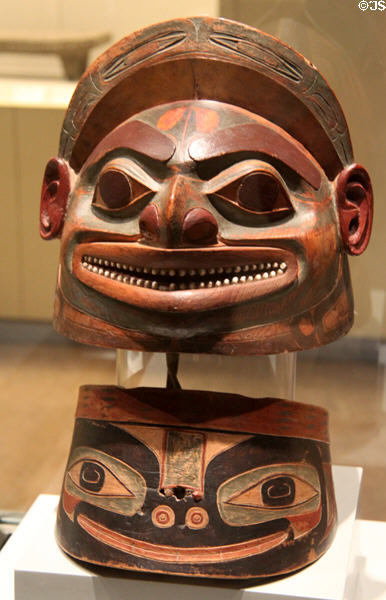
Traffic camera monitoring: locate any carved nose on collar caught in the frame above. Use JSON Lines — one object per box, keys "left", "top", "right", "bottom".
{"left": 182, "top": 207, "right": 218, "bottom": 245}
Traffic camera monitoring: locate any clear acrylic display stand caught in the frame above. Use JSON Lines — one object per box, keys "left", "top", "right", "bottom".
{"left": 7, "top": 466, "right": 361, "bottom": 600}
{"left": 116, "top": 350, "right": 297, "bottom": 399}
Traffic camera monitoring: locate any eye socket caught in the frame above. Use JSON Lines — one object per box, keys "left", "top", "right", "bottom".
{"left": 212, "top": 170, "right": 294, "bottom": 223}
{"left": 95, "top": 169, "right": 132, "bottom": 210}
{"left": 238, "top": 172, "right": 284, "bottom": 212}
{"left": 92, "top": 167, "right": 151, "bottom": 213}
{"left": 262, "top": 476, "right": 295, "bottom": 507}
{"left": 79, "top": 461, "right": 105, "bottom": 492}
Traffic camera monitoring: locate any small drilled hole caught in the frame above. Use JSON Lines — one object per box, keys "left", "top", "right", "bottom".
{"left": 160, "top": 486, "right": 187, "bottom": 500}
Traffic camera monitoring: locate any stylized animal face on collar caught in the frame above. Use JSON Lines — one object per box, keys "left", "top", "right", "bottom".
{"left": 57, "top": 386, "right": 336, "bottom": 579}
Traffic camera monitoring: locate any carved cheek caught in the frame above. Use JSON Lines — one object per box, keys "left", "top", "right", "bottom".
{"left": 286, "top": 504, "right": 322, "bottom": 538}
{"left": 62, "top": 485, "right": 81, "bottom": 522}
{"left": 306, "top": 221, "right": 340, "bottom": 276}
{"left": 290, "top": 198, "right": 340, "bottom": 282}
{"left": 139, "top": 204, "right": 160, "bottom": 241}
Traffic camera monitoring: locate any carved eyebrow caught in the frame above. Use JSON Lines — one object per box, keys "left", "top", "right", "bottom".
{"left": 189, "top": 123, "right": 321, "bottom": 189}
{"left": 85, "top": 120, "right": 175, "bottom": 167}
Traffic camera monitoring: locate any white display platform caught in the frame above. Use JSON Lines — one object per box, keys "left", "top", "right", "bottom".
{"left": 344, "top": 520, "right": 386, "bottom": 600}
{"left": 0, "top": 466, "right": 365, "bottom": 600}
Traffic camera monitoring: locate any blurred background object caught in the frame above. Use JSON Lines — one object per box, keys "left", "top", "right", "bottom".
{"left": 0, "top": 30, "right": 111, "bottom": 80}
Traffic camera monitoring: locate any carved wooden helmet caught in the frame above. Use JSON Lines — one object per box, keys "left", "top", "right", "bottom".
{"left": 40, "top": 17, "right": 373, "bottom": 354}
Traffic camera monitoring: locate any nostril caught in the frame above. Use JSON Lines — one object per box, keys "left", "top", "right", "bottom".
{"left": 160, "top": 486, "right": 187, "bottom": 500}
{"left": 182, "top": 208, "right": 218, "bottom": 245}
{"left": 139, "top": 204, "right": 160, "bottom": 241}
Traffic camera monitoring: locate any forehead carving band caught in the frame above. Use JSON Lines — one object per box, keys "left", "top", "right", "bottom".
{"left": 60, "top": 18, "right": 353, "bottom": 176}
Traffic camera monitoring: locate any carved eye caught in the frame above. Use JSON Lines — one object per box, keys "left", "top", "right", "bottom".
{"left": 226, "top": 474, "right": 317, "bottom": 510}
{"left": 218, "top": 463, "right": 321, "bottom": 526}
{"left": 69, "top": 459, "right": 132, "bottom": 497}
{"left": 211, "top": 170, "right": 293, "bottom": 223}
{"left": 237, "top": 172, "right": 293, "bottom": 217}
{"left": 92, "top": 168, "right": 151, "bottom": 213}
{"left": 63, "top": 447, "right": 147, "bottom": 519}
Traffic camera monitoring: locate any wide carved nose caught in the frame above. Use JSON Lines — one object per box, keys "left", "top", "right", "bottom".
{"left": 139, "top": 175, "right": 218, "bottom": 247}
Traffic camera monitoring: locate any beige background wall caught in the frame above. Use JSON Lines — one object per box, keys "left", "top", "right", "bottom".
{"left": 0, "top": 0, "right": 384, "bottom": 340}
{"left": 0, "top": 0, "right": 218, "bottom": 78}
{"left": 0, "top": 106, "right": 63, "bottom": 320}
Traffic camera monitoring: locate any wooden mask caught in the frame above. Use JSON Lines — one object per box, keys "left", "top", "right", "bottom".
{"left": 40, "top": 17, "right": 373, "bottom": 355}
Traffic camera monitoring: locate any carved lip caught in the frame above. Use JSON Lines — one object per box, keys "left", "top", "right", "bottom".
{"left": 78, "top": 513, "right": 288, "bottom": 563}
{"left": 73, "top": 242, "right": 297, "bottom": 313}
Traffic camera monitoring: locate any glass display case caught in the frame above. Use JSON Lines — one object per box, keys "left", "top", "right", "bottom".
{"left": 0, "top": 0, "right": 385, "bottom": 596}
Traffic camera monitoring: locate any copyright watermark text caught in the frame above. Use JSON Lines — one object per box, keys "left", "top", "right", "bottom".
{"left": 358, "top": 0, "right": 385, "bottom": 10}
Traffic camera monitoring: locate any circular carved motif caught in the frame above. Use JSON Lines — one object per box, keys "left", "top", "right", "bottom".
{"left": 151, "top": 505, "right": 175, "bottom": 528}
{"left": 185, "top": 507, "right": 209, "bottom": 530}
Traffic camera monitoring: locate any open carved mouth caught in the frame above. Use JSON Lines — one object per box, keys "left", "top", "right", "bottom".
{"left": 78, "top": 513, "right": 289, "bottom": 564}
{"left": 72, "top": 243, "right": 297, "bottom": 312}
{"left": 81, "top": 255, "right": 288, "bottom": 291}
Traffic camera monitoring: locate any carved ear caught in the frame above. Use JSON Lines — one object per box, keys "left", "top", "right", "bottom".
{"left": 40, "top": 158, "right": 71, "bottom": 240}
{"left": 335, "top": 163, "right": 373, "bottom": 255}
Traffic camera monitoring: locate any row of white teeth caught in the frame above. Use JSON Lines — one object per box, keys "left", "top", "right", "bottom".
{"left": 82, "top": 256, "right": 287, "bottom": 290}
{"left": 82, "top": 256, "right": 287, "bottom": 277}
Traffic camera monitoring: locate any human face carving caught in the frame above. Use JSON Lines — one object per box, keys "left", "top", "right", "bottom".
{"left": 54, "top": 99, "right": 350, "bottom": 353}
